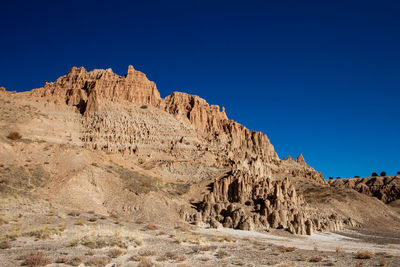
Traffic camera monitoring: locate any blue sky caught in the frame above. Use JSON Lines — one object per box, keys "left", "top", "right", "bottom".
{"left": 1, "top": 0, "right": 399, "bottom": 178}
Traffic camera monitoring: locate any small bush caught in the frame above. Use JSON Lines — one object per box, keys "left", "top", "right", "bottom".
{"left": 22, "top": 252, "right": 52, "bottom": 267}
{"left": 328, "top": 177, "right": 333, "bottom": 180}
{"left": 380, "top": 171, "right": 386, "bottom": 176}
{"left": 66, "top": 257, "right": 82, "bottom": 266}
{"left": 139, "top": 250, "right": 157, "bottom": 256}
{"left": 336, "top": 177, "right": 341, "bottom": 179}
{"left": 215, "top": 250, "right": 231, "bottom": 259}
{"left": 379, "top": 258, "right": 387, "bottom": 266}
{"left": 356, "top": 251, "right": 374, "bottom": 259}
{"left": 0, "top": 241, "right": 11, "bottom": 249}
{"left": 85, "top": 257, "right": 111, "bottom": 267}
{"left": 372, "top": 172, "right": 378, "bottom": 177}
{"left": 108, "top": 248, "right": 125, "bottom": 258}
{"left": 309, "top": 256, "right": 323, "bottom": 262}
{"left": 335, "top": 247, "right": 343, "bottom": 253}
{"left": 7, "top": 132, "right": 22, "bottom": 140}
{"left": 75, "top": 219, "right": 85, "bottom": 226}
{"left": 145, "top": 224, "right": 160, "bottom": 230}
{"left": 277, "top": 245, "right": 296, "bottom": 253}
{"left": 140, "top": 105, "right": 148, "bottom": 109}
{"left": 397, "top": 171, "right": 400, "bottom": 175}
{"left": 354, "top": 176, "right": 360, "bottom": 178}
{"left": 68, "top": 211, "right": 80, "bottom": 217}
{"left": 88, "top": 217, "right": 98, "bottom": 222}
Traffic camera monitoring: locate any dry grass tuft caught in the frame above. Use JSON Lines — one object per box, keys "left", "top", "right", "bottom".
{"left": 309, "top": 256, "right": 323, "bottom": 262}
{"left": 215, "top": 250, "right": 231, "bottom": 259}
{"left": 75, "top": 219, "right": 85, "bottom": 226}
{"left": 277, "top": 245, "right": 296, "bottom": 253}
{"left": 23, "top": 225, "right": 59, "bottom": 239}
{"left": 0, "top": 241, "right": 11, "bottom": 249}
{"left": 211, "top": 234, "right": 235, "bottom": 242}
{"left": 145, "top": 224, "right": 160, "bottom": 230}
{"left": 355, "top": 250, "right": 374, "bottom": 259}
{"left": 379, "top": 258, "right": 387, "bottom": 266}
{"left": 7, "top": 132, "right": 22, "bottom": 140}
{"left": 21, "top": 251, "right": 52, "bottom": 267}
{"left": 139, "top": 250, "right": 157, "bottom": 256}
{"left": 88, "top": 217, "right": 98, "bottom": 222}
{"left": 84, "top": 257, "right": 112, "bottom": 267}
{"left": 68, "top": 211, "right": 80, "bottom": 217}
{"left": 335, "top": 247, "right": 343, "bottom": 253}
{"left": 108, "top": 248, "right": 125, "bottom": 258}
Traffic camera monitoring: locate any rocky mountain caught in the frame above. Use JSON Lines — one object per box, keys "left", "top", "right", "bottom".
{"left": 329, "top": 176, "right": 400, "bottom": 203}
{"left": 1, "top": 66, "right": 399, "bottom": 237}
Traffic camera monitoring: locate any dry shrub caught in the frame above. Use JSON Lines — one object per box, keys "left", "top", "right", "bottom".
{"left": 211, "top": 234, "right": 235, "bottom": 242}
{"left": 199, "top": 245, "right": 218, "bottom": 251}
{"left": 309, "top": 256, "right": 323, "bottom": 262}
{"left": 145, "top": 224, "right": 160, "bottom": 230}
{"left": 379, "top": 258, "right": 387, "bottom": 266}
{"left": 277, "top": 246, "right": 296, "bottom": 253}
{"left": 66, "top": 256, "right": 82, "bottom": 266}
{"left": 139, "top": 250, "right": 157, "bottom": 256}
{"left": 199, "top": 256, "right": 210, "bottom": 261}
{"left": 174, "top": 255, "right": 186, "bottom": 262}
{"left": 383, "top": 253, "right": 393, "bottom": 258}
{"left": 58, "top": 221, "right": 66, "bottom": 232}
{"left": 68, "top": 211, "right": 80, "bottom": 217}
{"left": 108, "top": 248, "right": 125, "bottom": 258}
{"left": 215, "top": 250, "right": 231, "bottom": 259}
{"left": 157, "top": 230, "right": 168, "bottom": 236}
{"left": 356, "top": 251, "right": 374, "bottom": 259}
{"left": 78, "top": 233, "right": 142, "bottom": 249}
{"left": 55, "top": 257, "right": 67, "bottom": 263}
{"left": 75, "top": 219, "right": 85, "bottom": 226}
{"left": 48, "top": 208, "right": 56, "bottom": 216}
{"left": 0, "top": 241, "right": 11, "bottom": 249}
{"left": 22, "top": 251, "right": 52, "bottom": 267}
{"left": 137, "top": 257, "right": 154, "bottom": 267}
{"left": 335, "top": 247, "right": 343, "bottom": 253}
{"left": 23, "top": 225, "right": 58, "bottom": 239}
{"left": 85, "top": 257, "right": 111, "bottom": 267}
{"left": 175, "top": 225, "right": 191, "bottom": 232}
{"left": 325, "top": 260, "right": 335, "bottom": 266}
{"left": 7, "top": 132, "right": 22, "bottom": 140}
{"left": 88, "top": 217, "right": 98, "bottom": 222}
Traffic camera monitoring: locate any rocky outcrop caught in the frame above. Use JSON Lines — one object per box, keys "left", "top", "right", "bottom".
{"left": 31, "top": 66, "right": 161, "bottom": 114}
{"left": 329, "top": 176, "right": 400, "bottom": 204}
{"left": 189, "top": 170, "right": 355, "bottom": 235}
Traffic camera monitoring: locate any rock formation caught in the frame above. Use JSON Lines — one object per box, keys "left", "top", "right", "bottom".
{"left": 27, "top": 65, "right": 352, "bottom": 235}
{"left": 187, "top": 170, "right": 355, "bottom": 235}
{"left": 31, "top": 66, "right": 161, "bottom": 114}
{"left": 329, "top": 176, "right": 400, "bottom": 203}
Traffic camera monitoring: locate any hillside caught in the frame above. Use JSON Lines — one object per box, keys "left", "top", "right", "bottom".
{"left": 1, "top": 66, "right": 400, "bottom": 266}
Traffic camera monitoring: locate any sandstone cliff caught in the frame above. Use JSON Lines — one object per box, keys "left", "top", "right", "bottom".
{"left": 329, "top": 176, "right": 400, "bottom": 204}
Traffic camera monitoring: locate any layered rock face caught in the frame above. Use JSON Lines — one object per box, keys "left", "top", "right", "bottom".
{"left": 31, "top": 66, "right": 161, "bottom": 114}
{"left": 329, "top": 176, "right": 400, "bottom": 204}
{"left": 28, "top": 66, "right": 345, "bottom": 235}
{"left": 189, "top": 170, "right": 354, "bottom": 235}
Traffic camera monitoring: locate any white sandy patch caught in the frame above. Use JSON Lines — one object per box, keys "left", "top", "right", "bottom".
{"left": 198, "top": 228, "right": 400, "bottom": 256}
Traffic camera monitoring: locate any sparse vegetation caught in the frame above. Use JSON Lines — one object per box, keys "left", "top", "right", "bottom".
{"left": 329, "top": 177, "right": 333, "bottom": 180}
{"left": 140, "top": 105, "right": 148, "bottom": 109}
{"left": 145, "top": 224, "right": 160, "bottom": 230}
{"left": 108, "top": 248, "right": 125, "bottom": 258}
{"left": 21, "top": 251, "right": 52, "bottom": 267}
{"left": 309, "top": 256, "right": 323, "bottom": 262}
{"left": 379, "top": 258, "right": 387, "bottom": 266}
{"left": 0, "top": 241, "right": 11, "bottom": 249}
{"left": 139, "top": 250, "right": 157, "bottom": 256}
{"left": 215, "top": 250, "right": 231, "bottom": 259}
{"left": 380, "top": 171, "right": 386, "bottom": 176}
{"left": 84, "top": 257, "right": 111, "bottom": 267}
{"left": 277, "top": 245, "right": 296, "bottom": 253}
{"left": 372, "top": 172, "right": 378, "bottom": 177}
{"left": 7, "top": 131, "right": 22, "bottom": 140}
{"left": 355, "top": 250, "right": 374, "bottom": 259}
{"left": 75, "top": 218, "right": 85, "bottom": 225}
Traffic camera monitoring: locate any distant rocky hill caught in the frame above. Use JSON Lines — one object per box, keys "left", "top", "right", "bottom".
{"left": 1, "top": 66, "right": 399, "bottom": 236}
{"left": 329, "top": 176, "right": 400, "bottom": 203}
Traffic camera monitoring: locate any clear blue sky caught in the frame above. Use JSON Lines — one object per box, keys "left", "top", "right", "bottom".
{"left": 1, "top": 0, "right": 399, "bottom": 178}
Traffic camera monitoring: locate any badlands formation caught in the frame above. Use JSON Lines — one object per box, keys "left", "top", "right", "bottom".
{"left": 1, "top": 66, "right": 400, "bottom": 266}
